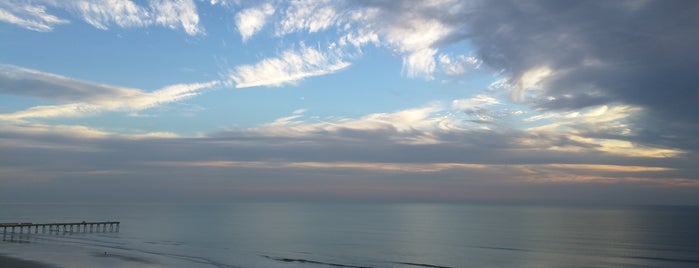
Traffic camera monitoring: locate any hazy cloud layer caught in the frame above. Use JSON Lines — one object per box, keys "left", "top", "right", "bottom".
{"left": 0, "top": 64, "right": 142, "bottom": 102}
{"left": 1, "top": 109, "right": 696, "bottom": 203}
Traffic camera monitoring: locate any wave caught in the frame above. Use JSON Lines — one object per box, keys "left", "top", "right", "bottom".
{"left": 627, "top": 255, "right": 699, "bottom": 264}
{"left": 262, "top": 255, "right": 373, "bottom": 268}
{"left": 4, "top": 233, "right": 242, "bottom": 268}
{"left": 263, "top": 255, "right": 455, "bottom": 268}
{"left": 391, "top": 261, "right": 453, "bottom": 268}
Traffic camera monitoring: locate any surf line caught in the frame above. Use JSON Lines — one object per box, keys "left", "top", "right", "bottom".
{"left": 262, "top": 255, "right": 374, "bottom": 268}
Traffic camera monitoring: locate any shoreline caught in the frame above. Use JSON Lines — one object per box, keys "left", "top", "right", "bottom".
{"left": 0, "top": 254, "right": 57, "bottom": 268}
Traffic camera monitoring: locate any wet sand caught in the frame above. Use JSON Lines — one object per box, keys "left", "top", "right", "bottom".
{"left": 0, "top": 254, "right": 57, "bottom": 268}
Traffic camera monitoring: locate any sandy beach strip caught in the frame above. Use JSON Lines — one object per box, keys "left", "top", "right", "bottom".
{"left": 0, "top": 254, "right": 58, "bottom": 268}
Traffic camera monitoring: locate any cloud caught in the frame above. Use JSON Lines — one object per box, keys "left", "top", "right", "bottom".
{"left": 0, "top": 65, "right": 219, "bottom": 120}
{"left": 439, "top": 54, "right": 482, "bottom": 76}
{"left": 351, "top": 1, "right": 458, "bottom": 79}
{"left": 402, "top": 48, "right": 438, "bottom": 79}
{"left": 452, "top": 95, "right": 499, "bottom": 111}
{"left": 451, "top": 95, "right": 501, "bottom": 124}
{"left": 0, "top": 103, "right": 99, "bottom": 120}
{"left": 267, "top": 1, "right": 462, "bottom": 80}
{"left": 0, "top": 64, "right": 142, "bottom": 102}
{"left": 521, "top": 104, "right": 685, "bottom": 158}
{"left": 72, "top": 0, "right": 148, "bottom": 30}
{"left": 256, "top": 0, "right": 695, "bottom": 152}
{"left": 1, "top": 123, "right": 179, "bottom": 142}
{"left": 2, "top": 0, "right": 698, "bottom": 204}
{"left": 510, "top": 66, "right": 552, "bottom": 102}
{"left": 235, "top": 3, "right": 275, "bottom": 42}
{"left": 1, "top": 106, "right": 690, "bottom": 173}
{"left": 2, "top": 104, "right": 697, "bottom": 203}
{"left": 276, "top": 0, "right": 339, "bottom": 35}
{"left": 232, "top": 0, "right": 699, "bottom": 154}
{"left": 228, "top": 46, "right": 350, "bottom": 88}
{"left": 221, "top": 1, "right": 468, "bottom": 82}
{"left": 382, "top": 15, "right": 452, "bottom": 79}
{"left": 149, "top": 0, "right": 203, "bottom": 35}
{"left": 0, "top": 0, "right": 203, "bottom": 35}
{"left": 74, "top": 0, "right": 204, "bottom": 35}
{"left": 391, "top": 107, "right": 678, "bottom": 161}
{"left": 209, "top": 0, "right": 239, "bottom": 6}
{"left": 246, "top": 101, "right": 680, "bottom": 160}
{"left": 0, "top": 1, "right": 69, "bottom": 32}
{"left": 253, "top": 104, "right": 449, "bottom": 144}
{"left": 458, "top": 0, "right": 699, "bottom": 151}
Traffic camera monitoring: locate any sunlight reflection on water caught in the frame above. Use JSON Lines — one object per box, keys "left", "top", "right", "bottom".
{"left": 1, "top": 203, "right": 698, "bottom": 267}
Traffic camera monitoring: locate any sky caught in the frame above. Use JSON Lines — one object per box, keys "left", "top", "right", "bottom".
{"left": 1, "top": 0, "right": 698, "bottom": 204}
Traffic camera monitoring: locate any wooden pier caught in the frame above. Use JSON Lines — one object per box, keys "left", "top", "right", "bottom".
{"left": 1, "top": 221, "right": 120, "bottom": 236}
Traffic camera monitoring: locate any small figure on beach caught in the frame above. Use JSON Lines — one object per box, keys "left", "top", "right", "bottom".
{"left": 104, "top": 251, "right": 107, "bottom": 256}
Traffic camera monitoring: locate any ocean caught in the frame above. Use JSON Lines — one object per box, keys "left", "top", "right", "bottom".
{"left": 1, "top": 203, "right": 698, "bottom": 267}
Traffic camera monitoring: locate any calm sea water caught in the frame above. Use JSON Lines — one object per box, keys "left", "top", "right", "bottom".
{"left": 1, "top": 203, "right": 698, "bottom": 267}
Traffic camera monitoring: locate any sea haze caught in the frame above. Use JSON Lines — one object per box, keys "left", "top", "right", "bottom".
{"left": 1, "top": 203, "right": 698, "bottom": 267}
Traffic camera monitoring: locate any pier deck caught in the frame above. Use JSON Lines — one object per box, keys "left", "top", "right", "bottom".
{"left": 1, "top": 221, "right": 120, "bottom": 235}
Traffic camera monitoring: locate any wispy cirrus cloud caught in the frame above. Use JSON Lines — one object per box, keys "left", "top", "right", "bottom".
{"left": 0, "top": 0, "right": 204, "bottom": 35}
{"left": 439, "top": 54, "right": 482, "bottom": 76}
{"left": 228, "top": 46, "right": 350, "bottom": 88}
{"left": 72, "top": 0, "right": 148, "bottom": 30}
{"left": 253, "top": 103, "right": 447, "bottom": 144}
{"left": 149, "top": 0, "right": 203, "bottom": 35}
{"left": 0, "top": 65, "right": 219, "bottom": 120}
{"left": 275, "top": 0, "right": 339, "bottom": 35}
{"left": 229, "top": 0, "right": 474, "bottom": 81}
{"left": 452, "top": 95, "right": 499, "bottom": 111}
{"left": 73, "top": 0, "right": 203, "bottom": 35}
{"left": 281, "top": 1, "right": 458, "bottom": 80}
{"left": 0, "top": 0, "right": 69, "bottom": 32}
{"left": 235, "top": 3, "right": 275, "bottom": 42}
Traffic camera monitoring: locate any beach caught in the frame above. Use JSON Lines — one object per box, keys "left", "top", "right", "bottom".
{"left": 0, "top": 254, "right": 56, "bottom": 268}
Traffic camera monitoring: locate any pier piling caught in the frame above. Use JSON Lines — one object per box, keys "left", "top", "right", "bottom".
{"left": 1, "top": 221, "right": 120, "bottom": 241}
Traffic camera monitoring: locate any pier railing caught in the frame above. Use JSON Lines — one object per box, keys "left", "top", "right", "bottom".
{"left": 1, "top": 221, "right": 120, "bottom": 236}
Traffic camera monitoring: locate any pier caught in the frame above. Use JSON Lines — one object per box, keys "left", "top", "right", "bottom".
{"left": 1, "top": 221, "right": 119, "bottom": 239}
